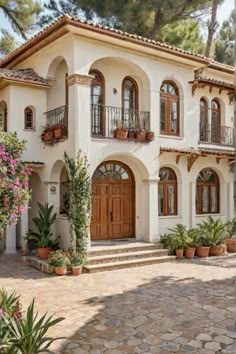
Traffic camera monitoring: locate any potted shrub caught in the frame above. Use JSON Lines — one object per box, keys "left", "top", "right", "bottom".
{"left": 48, "top": 250, "right": 70, "bottom": 275}
{"left": 26, "top": 203, "right": 57, "bottom": 259}
{"left": 225, "top": 219, "right": 236, "bottom": 253}
{"left": 195, "top": 233, "right": 210, "bottom": 257}
{"left": 70, "top": 255, "right": 84, "bottom": 275}
{"left": 198, "top": 216, "right": 228, "bottom": 256}
{"left": 167, "top": 224, "right": 187, "bottom": 259}
{"left": 145, "top": 131, "right": 155, "bottom": 141}
{"left": 185, "top": 228, "right": 199, "bottom": 259}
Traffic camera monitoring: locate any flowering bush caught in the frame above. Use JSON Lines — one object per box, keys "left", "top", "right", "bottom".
{"left": 48, "top": 249, "right": 71, "bottom": 267}
{"left": 0, "top": 132, "right": 31, "bottom": 231}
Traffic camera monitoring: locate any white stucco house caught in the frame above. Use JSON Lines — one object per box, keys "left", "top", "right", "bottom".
{"left": 0, "top": 15, "right": 235, "bottom": 253}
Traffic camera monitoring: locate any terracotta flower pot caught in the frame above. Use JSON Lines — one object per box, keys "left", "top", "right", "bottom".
{"left": 185, "top": 247, "right": 196, "bottom": 259}
{"left": 37, "top": 247, "right": 52, "bottom": 259}
{"left": 176, "top": 249, "right": 184, "bottom": 259}
{"left": 71, "top": 266, "right": 82, "bottom": 276}
{"left": 54, "top": 128, "right": 63, "bottom": 139}
{"left": 55, "top": 266, "right": 67, "bottom": 276}
{"left": 209, "top": 245, "right": 223, "bottom": 256}
{"left": 146, "top": 131, "right": 154, "bottom": 141}
{"left": 196, "top": 246, "right": 210, "bottom": 258}
{"left": 136, "top": 132, "right": 146, "bottom": 141}
{"left": 226, "top": 239, "right": 236, "bottom": 253}
{"left": 43, "top": 131, "right": 53, "bottom": 141}
{"left": 116, "top": 130, "right": 128, "bottom": 139}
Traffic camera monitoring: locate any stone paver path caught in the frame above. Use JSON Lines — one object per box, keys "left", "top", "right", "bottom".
{"left": 1, "top": 254, "right": 236, "bottom": 353}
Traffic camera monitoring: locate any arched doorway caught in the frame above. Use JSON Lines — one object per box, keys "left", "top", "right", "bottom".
{"left": 91, "top": 161, "right": 135, "bottom": 240}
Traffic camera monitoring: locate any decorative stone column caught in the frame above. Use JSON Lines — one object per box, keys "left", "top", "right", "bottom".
{"left": 143, "top": 177, "right": 159, "bottom": 243}
{"left": 67, "top": 73, "right": 93, "bottom": 155}
{"left": 5, "top": 224, "right": 17, "bottom": 254}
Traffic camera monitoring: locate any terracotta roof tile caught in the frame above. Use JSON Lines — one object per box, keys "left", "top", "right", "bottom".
{"left": 0, "top": 15, "right": 234, "bottom": 74}
{"left": 0, "top": 68, "right": 48, "bottom": 85}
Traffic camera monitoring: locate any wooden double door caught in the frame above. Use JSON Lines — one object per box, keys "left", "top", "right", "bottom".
{"left": 91, "top": 162, "right": 135, "bottom": 240}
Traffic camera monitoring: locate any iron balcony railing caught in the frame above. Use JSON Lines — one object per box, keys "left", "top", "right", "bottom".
{"left": 91, "top": 104, "right": 150, "bottom": 139}
{"left": 199, "top": 123, "right": 236, "bottom": 147}
{"left": 43, "top": 105, "right": 68, "bottom": 142}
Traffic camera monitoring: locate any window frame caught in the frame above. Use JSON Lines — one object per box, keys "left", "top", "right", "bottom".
{"left": 158, "top": 167, "right": 177, "bottom": 216}
{"left": 211, "top": 99, "right": 221, "bottom": 144}
{"left": 24, "top": 106, "right": 34, "bottom": 130}
{"left": 160, "top": 81, "right": 180, "bottom": 136}
{"left": 90, "top": 69, "right": 105, "bottom": 136}
{"left": 122, "top": 76, "right": 139, "bottom": 112}
{"left": 196, "top": 168, "right": 219, "bottom": 215}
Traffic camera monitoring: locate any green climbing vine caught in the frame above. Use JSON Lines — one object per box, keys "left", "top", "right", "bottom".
{"left": 64, "top": 150, "right": 91, "bottom": 261}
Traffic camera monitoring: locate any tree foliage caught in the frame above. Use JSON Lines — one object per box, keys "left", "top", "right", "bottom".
{"left": 0, "top": 0, "right": 41, "bottom": 55}
{"left": 214, "top": 14, "right": 234, "bottom": 66}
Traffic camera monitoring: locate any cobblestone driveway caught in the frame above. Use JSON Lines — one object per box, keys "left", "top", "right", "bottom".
{"left": 0, "top": 254, "right": 236, "bottom": 354}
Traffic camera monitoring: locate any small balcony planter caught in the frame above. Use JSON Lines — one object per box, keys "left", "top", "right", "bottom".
{"left": 115, "top": 128, "right": 128, "bottom": 139}
{"left": 146, "top": 131, "right": 154, "bottom": 141}
{"left": 42, "top": 130, "right": 54, "bottom": 141}
{"left": 52, "top": 124, "right": 65, "bottom": 139}
{"left": 135, "top": 128, "right": 146, "bottom": 141}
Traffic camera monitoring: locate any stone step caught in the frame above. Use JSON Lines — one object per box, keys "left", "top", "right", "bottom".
{"left": 88, "top": 249, "right": 169, "bottom": 264}
{"left": 84, "top": 255, "right": 176, "bottom": 273}
{"left": 88, "top": 242, "right": 163, "bottom": 257}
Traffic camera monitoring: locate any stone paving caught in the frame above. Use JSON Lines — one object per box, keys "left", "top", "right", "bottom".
{"left": 0, "top": 254, "right": 236, "bottom": 354}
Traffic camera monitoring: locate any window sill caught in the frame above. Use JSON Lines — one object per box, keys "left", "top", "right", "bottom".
{"left": 159, "top": 135, "right": 183, "bottom": 140}
{"left": 195, "top": 213, "right": 221, "bottom": 217}
{"left": 158, "top": 215, "right": 181, "bottom": 219}
{"left": 23, "top": 129, "right": 36, "bottom": 132}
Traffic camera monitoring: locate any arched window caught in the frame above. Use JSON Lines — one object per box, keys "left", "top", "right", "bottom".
{"left": 90, "top": 70, "right": 105, "bottom": 135}
{"left": 122, "top": 77, "right": 138, "bottom": 112}
{"left": 24, "top": 107, "right": 34, "bottom": 130}
{"left": 211, "top": 99, "right": 221, "bottom": 143}
{"left": 158, "top": 167, "right": 177, "bottom": 216}
{"left": 200, "top": 98, "right": 208, "bottom": 142}
{"left": 160, "top": 81, "right": 179, "bottom": 136}
{"left": 196, "top": 168, "right": 219, "bottom": 214}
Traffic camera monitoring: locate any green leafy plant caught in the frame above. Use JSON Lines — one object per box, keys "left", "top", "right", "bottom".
{"left": 70, "top": 255, "right": 84, "bottom": 267}
{"left": 197, "top": 216, "right": 229, "bottom": 246}
{"left": 186, "top": 228, "right": 200, "bottom": 248}
{"left": 48, "top": 250, "right": 70, "bottom": 267}
{"left": 26, "top": 203, "right": 57, "bottom": 248}
{"left": 0, "top": 298, "right": 64, "bottom": 354}
{"left": 64, "top": 150, "right": 91, "bottom": 262}
{"left": 167, "top": 224, "right": 187, "bottom": 250}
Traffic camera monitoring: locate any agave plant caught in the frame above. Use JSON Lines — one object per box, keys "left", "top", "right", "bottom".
{"left": 197, "top": 216, "right": 229, "bottom": 246}
{"left": 0, "top": 299, "right": 64, "bottom": 354}
{"left": 25, "top": 203, "right": 57, "bottom": 248}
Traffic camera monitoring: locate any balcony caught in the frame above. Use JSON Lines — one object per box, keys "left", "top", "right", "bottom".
{"left": 199, "top": 124, "right": 236, "bottom": 147}
{"left": 42, "top": 105, "right": 68, "bottom": 143}
{"left": 91, "top": 104, "right": 151, "bottom": 141}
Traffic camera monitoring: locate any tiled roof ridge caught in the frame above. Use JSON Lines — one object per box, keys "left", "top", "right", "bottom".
{"left": 0, "top": 14, "right": 234, "bottom": 73}
{"left": 160, "top": 146, "right": 235, "bottom": 157}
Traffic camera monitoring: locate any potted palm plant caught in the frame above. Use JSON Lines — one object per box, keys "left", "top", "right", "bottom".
{"left": 185, "top": 228, "right": 199, "bottom": 259}
{"left": 198, "top": 216, "right": 228, "bottom": 256}
{"left": 48, "top": 250, "right": 70, "bottom": 275}
{"left": 26, "top": 203, "right": 57, "bottom": 259}
{"left": 225, "top": 219, "right": 236, "bottom": 253}
{"left": 70, "top": 255, "right": 84, "bottom": 275}
{"left": 167, "top": 224, "right": 187, "bottom": 259}
{"left": 196, "top": 233, "right": 210, "bottom": 257}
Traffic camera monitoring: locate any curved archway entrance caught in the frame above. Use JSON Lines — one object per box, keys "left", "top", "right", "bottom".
{"left": 91, "top": 161, "right": 135, "bottom": 240}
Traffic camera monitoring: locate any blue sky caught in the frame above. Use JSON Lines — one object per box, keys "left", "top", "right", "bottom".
{"left": 0, "top": 0, "right": 234, "bottom": 43}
